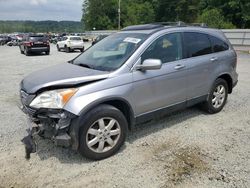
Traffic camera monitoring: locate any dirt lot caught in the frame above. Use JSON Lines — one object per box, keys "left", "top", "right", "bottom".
{"left": 0, "top": 45, "right": 249, "bottom": 188}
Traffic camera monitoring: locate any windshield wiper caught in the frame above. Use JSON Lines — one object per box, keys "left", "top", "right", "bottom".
{"left": 78, "top": 63, "right": 93, "bottom": 69}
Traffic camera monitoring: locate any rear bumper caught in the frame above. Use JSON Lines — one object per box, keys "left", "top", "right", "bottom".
{"left": 27, "top": 46, "right": 50, "bottom": 52}
{"left": 68, "top": 45, "right": 84, "bottom": 49}
{"left": 232, "top": 71, "right": 238, "bottom": 89}
{"left": 233, "top": 80, "right": 238, "bottom": 88}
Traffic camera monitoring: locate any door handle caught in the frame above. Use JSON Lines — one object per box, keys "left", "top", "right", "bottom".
{"left": 174, "top": 64, "right": 185, "bottom": 70}
{"left": 210, "top": 57, "right": 218, "bottom": 62}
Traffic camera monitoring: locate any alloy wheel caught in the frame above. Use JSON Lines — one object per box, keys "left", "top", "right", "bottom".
{"left": 212, "top": 85, "right": 226, "bottom": 108}
{"left": 86, "top": 117, "right": 121, "bottom": 153}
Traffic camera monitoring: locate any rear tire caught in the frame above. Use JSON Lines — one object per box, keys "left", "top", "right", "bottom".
{"left": 24, "top": 47, "right": 29, "bottom": 56}
{"left": 80, "top": 47, "right": 84, "bottom": 52}
{"left": 202, "top": 78, "right": 228, "bottom": 114}
{"left": 56, "top": 44, "right": 60, "bottom": 51}
{"left": 20, "top": 47, "right": 24, "bottom": 54}
{"left": 65, "top": 46, "right": 70, "bottom": 53}
{"left": 45, "top": 51, "right": 50, "bottom": 55}
{"left": 78, "top": 104, "right": 128, "bottom": 160}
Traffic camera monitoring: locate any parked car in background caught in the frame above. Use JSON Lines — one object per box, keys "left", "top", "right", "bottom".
{"left": 92, "top": 34, "right": 109, "bottom": 45}
{"left": 82, "top": 37, "right": 90, "bottom": 42}
{"left": 19, "top": 35, "right": 50, "bottom": 56}
{"left": 20, "top": 23, "right": 238, "bottom": 160}
{"left": 56, "top": 36, "right": 84, "bottom": 52}
{"left": 0, "top": 35, "right": 11, "bottom": 45}
{"left": 7, "top": 39, "right": 20, "bottom": 46}
{"left": 49, "top": 35, "right": 58, "bottom": 44}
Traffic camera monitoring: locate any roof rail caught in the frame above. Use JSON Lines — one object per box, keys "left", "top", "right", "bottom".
{"left": 122, "top": 24, "right": 163, "bottom": 31}
{"left": 151, "top": 21, "right": 186, "bottom": 26}
{"left": 121, "top": 22, "right": 208, "bottom": 31}
{"left": 150, "top": 21, "right": 208, "bottom": 28}
{"left": 189, "top": 23, "right": 208, "bottom": 27}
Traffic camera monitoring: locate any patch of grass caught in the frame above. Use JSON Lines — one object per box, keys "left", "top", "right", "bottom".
{"left": 153, "top": 141, "right": 209, "bottom": 187}
{"left": 169, "top": 147, "right": 208, "bottom": 183}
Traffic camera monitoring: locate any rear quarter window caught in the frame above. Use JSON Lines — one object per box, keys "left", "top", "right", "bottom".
{"left": 209, "top": 35, "right": 229, "bottom": 52}
{"left": 183, "top": 32, "right": 212, "bottom": 57}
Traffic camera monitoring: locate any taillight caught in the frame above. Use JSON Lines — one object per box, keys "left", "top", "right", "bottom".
{"left": 25, "top": 42, "right": 33, "bottom": 46}
{"left": 43, "top": 41, "right": 49, "bottom": 45}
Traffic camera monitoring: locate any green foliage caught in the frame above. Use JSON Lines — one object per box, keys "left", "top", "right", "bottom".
{"left": 199, "top": 0, "right": 250, "bottom": 28}
{"left": 82, "top": 0, "right": 250, "bottom": 30}
{"left": 1, "top": 0, "right": 249, "bottom": 33}
{"left": 82, "top": 0, "right": 117, "bottom": 30}
{"left": 0, "top": 21, "right": 83, "bottom": 33}
{"left": 82, "top": 0, "right": 155, "bottom": 30}
{"left": 155, "top": 0, "right": 200, "bottom": 23}
{"left": 122, "top": 1, "right": 155, "bottom": 26}
{"left": 198, "top": 8, "right": 236, "bottom": 29}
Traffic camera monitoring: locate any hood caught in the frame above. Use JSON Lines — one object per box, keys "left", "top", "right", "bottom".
{"left": 21, "top": 63, "right": 109, "bottom": 94}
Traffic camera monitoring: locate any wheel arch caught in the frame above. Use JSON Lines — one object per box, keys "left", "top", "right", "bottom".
{"left": 217, "top": 73, "right": 233, "bottom": 94}
{"left": 70, "top": 97, "right": 135, "bottom": 150}
{"left": 79, "top": 97, "right": 135, "bottom": 130}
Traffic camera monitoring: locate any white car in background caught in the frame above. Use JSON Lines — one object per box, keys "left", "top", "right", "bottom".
{"left": 56, "top": 36, "right": 84, "bottom": 53}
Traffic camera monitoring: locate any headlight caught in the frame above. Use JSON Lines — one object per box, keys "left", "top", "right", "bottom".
{"left": 30, "top": 88, "right": 78, "bottom": 109}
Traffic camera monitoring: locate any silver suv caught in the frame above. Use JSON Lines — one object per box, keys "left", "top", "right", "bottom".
{"left": 20, "top": 23, "right": 238, "bottom": 160}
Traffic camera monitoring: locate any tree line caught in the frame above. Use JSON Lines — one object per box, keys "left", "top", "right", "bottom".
{"left": 0, "top": 21, "right": 83, "bottom": 33}
{"left": 82, "top": 0, "right": 250, "bottom": 30}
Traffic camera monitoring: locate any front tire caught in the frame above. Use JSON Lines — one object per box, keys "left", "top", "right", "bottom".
{"left": 78, "top": 104, "right": 128, "bottom": 160}
{"left": 202, "top": 78, "right": 228, "bottom": 114}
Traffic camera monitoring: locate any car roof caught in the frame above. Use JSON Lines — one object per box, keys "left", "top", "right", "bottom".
{"left": 121, "top": 22, "right": 226, "bottom": 41}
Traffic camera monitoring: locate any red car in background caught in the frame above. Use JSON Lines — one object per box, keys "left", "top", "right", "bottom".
{"left": 19, "top": 35, "right": 50, "bottom": 56}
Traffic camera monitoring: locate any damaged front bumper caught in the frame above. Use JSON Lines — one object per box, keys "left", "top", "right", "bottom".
{"left": 20, "top": 103, "right": 77, "bottom": 159}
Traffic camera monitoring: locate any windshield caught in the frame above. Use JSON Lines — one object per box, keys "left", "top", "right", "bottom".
{"left": 73, "top": 33, "right": 148, "bottom": 71}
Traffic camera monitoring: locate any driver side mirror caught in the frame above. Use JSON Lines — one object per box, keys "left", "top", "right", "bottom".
{"left": 136, "top": 59, "right": 162, "bottom": 71}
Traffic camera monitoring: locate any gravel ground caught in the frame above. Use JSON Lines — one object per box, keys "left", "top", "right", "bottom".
{"left": 0, "top": 45, "right": 249, "bottom": 188}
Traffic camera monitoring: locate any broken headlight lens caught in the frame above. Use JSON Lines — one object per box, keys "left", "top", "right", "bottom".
{"left": 30, "top": 88, "right": 78, "bottom": 109}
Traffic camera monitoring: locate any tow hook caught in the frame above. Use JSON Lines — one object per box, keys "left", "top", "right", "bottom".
{"left": 21, "top": 128, "right": 37, "bottom": 160}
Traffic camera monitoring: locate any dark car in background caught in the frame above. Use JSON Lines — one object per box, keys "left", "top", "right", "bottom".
{"left": 92, "top": 34, "right": 109, "bottom": 45}
{"left": 0, "top": 36, "right": 12, "bottom": 45}
{"left": 19, "top": 35, "right": 50, "bottom": 56}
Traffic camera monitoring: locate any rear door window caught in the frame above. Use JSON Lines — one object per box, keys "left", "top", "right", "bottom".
{"left": 209, "top": 35, "right": 229, "bottom": 52}
{"left": 183, "top": 32, "right": 212, "bottom": 57}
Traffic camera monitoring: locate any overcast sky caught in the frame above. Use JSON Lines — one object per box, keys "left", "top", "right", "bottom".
{"left": 0, "top": 0, "right": 82, "bottom": 21}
